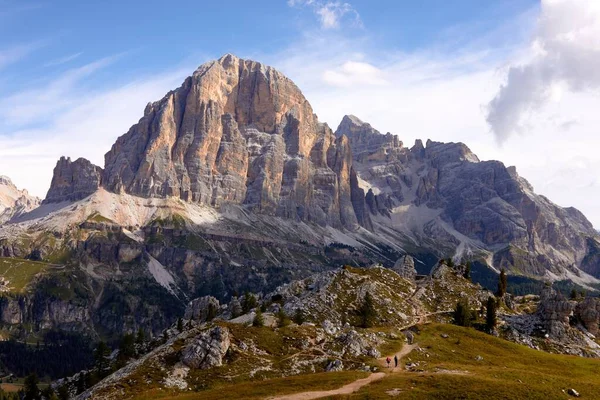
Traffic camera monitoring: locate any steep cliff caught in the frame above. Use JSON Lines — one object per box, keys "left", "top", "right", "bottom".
{"left": 44, "top": 157, "right": 103, "bottom": 204}
{"left": 102, "top": 54, "right": 366, "bottom": 230}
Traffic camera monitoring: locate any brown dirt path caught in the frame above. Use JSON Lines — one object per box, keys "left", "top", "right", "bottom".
{"left": 379, "top": 343, "right": 418, "bottom": 372}
{"left": 268, "top": 372, "right": 386, "bottom": 400}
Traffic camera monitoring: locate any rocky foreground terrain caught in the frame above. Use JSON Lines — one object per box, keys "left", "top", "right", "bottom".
{"left": 0, "top": 54, "right": 598, "bottom": 341}
{"left": 41, "top": 260, "right": 598, "bottom": 399}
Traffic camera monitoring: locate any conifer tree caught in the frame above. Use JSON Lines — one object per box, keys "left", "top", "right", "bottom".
{"left": 23, "top": 373, "right": 40, "bottom": 400}
{"left": 253, "top": 309, "right": 264, "bottom": 327}
{"left": 486, "top": 296, "right": 497, "bottom": 332}
{"left": 358, "top": 292, "right": 377, "bottom": 328}
{"left": 177, "top": 317, "right": 183, "bottom": 332}
{"left": 497, "top": 269, "right": 508, "bottom": 297}
{"left": 454, "top": 300, "right": 472, "bottom": 327}
{"left": 277, "top": 308, "right": 290, "bottom": 327}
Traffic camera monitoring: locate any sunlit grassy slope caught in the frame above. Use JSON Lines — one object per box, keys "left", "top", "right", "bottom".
{"left": 131, "top": 323, "right": 600, "bottom": 400}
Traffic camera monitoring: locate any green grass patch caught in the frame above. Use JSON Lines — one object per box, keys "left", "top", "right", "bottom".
{"left": 0, "top": 258, "right": 52, "bottom": 293}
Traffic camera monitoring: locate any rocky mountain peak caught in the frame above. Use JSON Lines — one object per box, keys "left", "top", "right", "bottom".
{"left": 0, "top": 175, "right": 15, "bottom": 188}
{"left": 335, "top": 114, "right": 403, "bottom": 164}
{"left": 101, "top": 55, "right": 368, "bottom": 229}
{"left": 0, "top": 175, "right": 40, "bottom": 224}
{"left": 43, "top": 156, "right": 103, "bottom": 204}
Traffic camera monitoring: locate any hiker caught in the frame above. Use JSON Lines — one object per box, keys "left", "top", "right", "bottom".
{"left": 394, "top": 355, "right": 398, "bottom": 367}
{"left": 386, "top": 356, "right": 391, "bottom": 368}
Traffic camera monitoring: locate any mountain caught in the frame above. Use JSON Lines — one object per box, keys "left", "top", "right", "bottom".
{"left": 101, "top": 53, "right": 366, "bottom": 230}
{"left": 0, "top": 175, "right": 40, "bottom": 224}
{"left": 0, "top": 54, "right": 599, "bottom": 338}
{"left": 335, "top": 115, "right": 600, "bottom": 285}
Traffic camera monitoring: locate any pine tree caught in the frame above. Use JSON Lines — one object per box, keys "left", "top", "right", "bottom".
{"left": 292, "top": 309, "right": 305, "bottom": 325}
{"left": 242, "top": 292, "right": 258, "bottom": 313}
{"left": 277, "top": 308, "right": 290, "bottom": 328}
{"left": 358, "top": 292, "right": 377, "bottom": 328}
{"left": 177, "top": 317, "right": 183, "bottom": 332}
{"left": 486, "top": 296, "right": 497, "bottom": 332}
{"left": 23, "top": 373, "right": 40, "bottom": 400}
{"left": 463, "top": 261, "right": 472, "bottom": 281}
{"left": 497, "top": 269, "right": 508, "bottom": 297}
{"left": 136, "top": 328, "right": 145, "bottom": 345}
{"left": 118, "top": 334, "right": 136, "bottom": 360}
{"left": 94, "top": 341, "right": 111, "bottom": 373}
{"left": 253, "top": 309, "right": 264, "bottom": 327}
{"left": 454, "top": 300, "right": 472, "bottom": 327}
{"left": 570, "top": 288, "right": 578, "bottom": 300}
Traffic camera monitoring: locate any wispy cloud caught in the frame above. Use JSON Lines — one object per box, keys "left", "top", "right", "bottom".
{"left": 43, "top": 52, "right": 83, "bottom": 67}
{"left": 486, "top": 0, "right": 600, "bottom": 143}
{"left": 0, "top": 55, "right": 196, "bottom": 198}
{"left": 0, "top": 42, "right": 42, "bottom": 70}
{"left": 288, "top": 0, "right": 362, "bottom": 29}
{"left": 0, "top": 54, "right": 123, "bottom": 127}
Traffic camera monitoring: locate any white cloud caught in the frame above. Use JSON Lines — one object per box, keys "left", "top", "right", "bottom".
{"left": 265, "top": 8, "right": 600, "bottom": 227}
{"left": 486, "top": 0, "right": 600, "bottom": 143}
{"left": 288, "top": 0, "right": 361, "bottom": 30}
{"left": 323, "top": 61, "right": 387, "bottom": 87}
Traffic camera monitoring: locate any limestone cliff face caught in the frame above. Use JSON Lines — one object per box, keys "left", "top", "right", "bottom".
{"left": 0, "top": 176, "right": 40, "bottom": 223}
{"left": 103, "top": 54, "right": 366, "bottom": 229}
{"left": 336, "top": 115, "right": 600, "bottom": 279}
{"left": 43, "top": 157, "right": 103, "bottom": 204}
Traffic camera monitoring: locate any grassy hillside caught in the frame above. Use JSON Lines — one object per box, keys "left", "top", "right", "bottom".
{"left": 102, "top": 322, "right": 600, "bottom": 400}
{"left": 344, "top": 323, "right": 600, "bottom": 399}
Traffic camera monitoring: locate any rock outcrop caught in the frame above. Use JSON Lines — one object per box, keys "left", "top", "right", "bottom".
{"left": 537, "top": 285, "right": 574, "bottom": 338}
{"left": 393, "top": 255, "right": 416, "bottom": 281}
{"left": 44, "top": 157, "right": 103, "bottom": 204}
{"left": 0, "top": 175, "right": 40, "bottom": 223}
{"left": 180, "top": 326, "right": 230, "bottom": 369}
{"left": 575, "top": 297, "right": 600, "bottom": 335}
{"left": 184, "top": 296, "right": 220, "bottom": 322}
{"left": 102, "top": 54, "right": 367, "bottom": 230}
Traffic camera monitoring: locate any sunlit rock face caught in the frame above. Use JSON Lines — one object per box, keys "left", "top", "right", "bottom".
{"left": 102, "top": 54, "right": 367, "bottom": 230}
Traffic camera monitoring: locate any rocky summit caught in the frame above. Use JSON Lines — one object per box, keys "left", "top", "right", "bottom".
{"left": 0, "top": 175, "right": 40, "bottom": 224}
{"left": 101, "top": 54, "right": 365, "bottom": 230}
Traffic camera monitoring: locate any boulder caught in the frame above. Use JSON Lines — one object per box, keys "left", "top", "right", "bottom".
{"left": 181, "top": 326, "right": 230, "bottom": 369}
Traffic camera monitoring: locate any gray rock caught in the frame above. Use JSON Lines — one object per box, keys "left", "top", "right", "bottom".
{"left": 325, "top": 359, "right": 343, "bottom": 372}
{"left": 393, "top": 255, "right": 417, "bottom": 281}
{"left": 537, "top": 285, "right": 574, "bottom": 339}
{"left": 184, "top": 296, "right": 220, "bottom": 322}
{"left": 181, "top": 326, "right": 230, "bottom": 369}
{"left": 44, "top": 157, "right": 102, "bottom": 203}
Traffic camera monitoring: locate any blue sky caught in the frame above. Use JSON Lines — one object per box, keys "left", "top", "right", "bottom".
{"left": 2, "top": 0, "right": 600, "bottom": 227}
